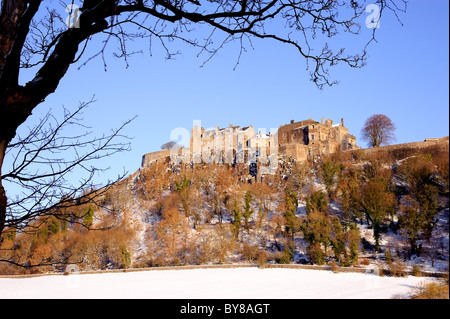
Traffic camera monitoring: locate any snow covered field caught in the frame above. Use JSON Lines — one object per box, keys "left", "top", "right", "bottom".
{"left": 0, "top": 267, "right": 432, "bottom": 299}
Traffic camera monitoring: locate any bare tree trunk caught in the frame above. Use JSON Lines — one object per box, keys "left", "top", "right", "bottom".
{"left": 0, "top": 1, "right": 39, "bottom": 239}
{"left": 0, "top": 99, "right": 33, "bottom": 239}
{"left": 0, "top": 0, "right": 110, "bottom": 239}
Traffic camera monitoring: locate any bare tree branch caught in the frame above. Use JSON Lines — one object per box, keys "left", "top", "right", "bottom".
{"left": 1, "top": 98, "right": 134, "bottom": 235}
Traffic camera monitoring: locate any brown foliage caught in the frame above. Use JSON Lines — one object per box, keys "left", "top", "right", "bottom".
{"left": 411, "top": 281, "right": 449, "bottom": 299}
{"left": 154, "top": 208, "right": 190, "bottom": 263}
{"left": 0, "top": 203, "right": 134, "bottom": 273}
{"left": 432, "top": 148, "right": 449, "bottom": 193}
{"left": 241, "top": 243, "right": 260, "bottom": 263}
{"left": 361, "top": 114, "right": 396, "bottom": 148}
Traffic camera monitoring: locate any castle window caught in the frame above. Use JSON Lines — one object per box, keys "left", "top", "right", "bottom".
{"left": 311, "top": 134, "right": 315, "bottom": 140}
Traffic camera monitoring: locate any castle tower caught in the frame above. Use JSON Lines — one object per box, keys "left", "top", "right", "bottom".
{"left": 191, "top": 122, "right": 202, "bottom": 163}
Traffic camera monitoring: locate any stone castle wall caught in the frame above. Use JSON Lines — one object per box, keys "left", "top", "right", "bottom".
{"left": 141, "top": 117, "right": 361, "bottom": 167}
{"left": 351, "top": 136, "right": 449, "bottom": 162}
{"left": 277, "top": 117, "right": 359, "bottom": 162}
{"left": 141, "top": 149, "right": 171, "bottom": 167}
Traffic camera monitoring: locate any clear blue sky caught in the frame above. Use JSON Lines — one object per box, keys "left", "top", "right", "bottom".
{"left": 16, "top": 1, "right": 450, "bottom": 186}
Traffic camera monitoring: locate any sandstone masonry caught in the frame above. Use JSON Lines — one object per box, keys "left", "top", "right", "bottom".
{"left": 141, "top": 117, "right": 360, "bottom": 168}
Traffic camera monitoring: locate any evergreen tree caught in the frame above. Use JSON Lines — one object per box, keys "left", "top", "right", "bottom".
{"left": 232, "top": 201, "right": 241, "bottom": 240}
{"left": 347, "top": 223, "right": 361, "bottom": 265}
{"left": 83, "top": 205, "right": 95, "bottom": 228}
{"left": 48, "top": 217, "right": 60, "bottom": 235}
{"left": 243, "top": 191, "right": 253, "bottom": 230}
{"left": 397, "top": 154, "right": 440, "bottom": 249}
{"left": 338, "top": 175, "right": 363, "bottom": 224}
{"left": 320, "top": 160, "right": 342, "bottom": 197}
{"left": 283, "top": 189, "right": 298, "bottom": 240}
{"left": 330, "top": 216, "right": 347, "bottom": 264}
{"left": 361, "top": 178, "right": 396, "bottom": 251}
{"left": 120, "top": 246, "right": 131, "bottom": 269}
{"left": 307, "top": 242, "right": 326, "bottom": 265}
{"left": 305, "top": 190, "right": 328, "bottom": 215}
{"left": 175, "top": 176, "right": 192, "bottom": 217}
{"left": 301, "top": 210, "right": 332, "bottom": 256}
{"left": 416, "top": 183, "right": 439, "bottom": 241}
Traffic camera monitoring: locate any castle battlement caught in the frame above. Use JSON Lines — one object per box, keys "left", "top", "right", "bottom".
{"left": 141, "top": 117, "right": 360, "bottom": 168}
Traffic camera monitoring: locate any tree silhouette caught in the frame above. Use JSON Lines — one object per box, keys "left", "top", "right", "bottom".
{"left": 361, "top": 114, "right": 396, "bottom": 148}
{"left": 0, "top": 98, "right": 132, "bottom": 246}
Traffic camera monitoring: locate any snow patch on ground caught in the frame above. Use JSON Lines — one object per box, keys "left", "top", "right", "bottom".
{"left": 0, "top": 267, "right": 432, "bottom": 299}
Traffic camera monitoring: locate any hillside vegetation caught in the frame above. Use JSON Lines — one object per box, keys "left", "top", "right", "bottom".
{"left": 1, "top": 140, "right": 448, "bottom": 279}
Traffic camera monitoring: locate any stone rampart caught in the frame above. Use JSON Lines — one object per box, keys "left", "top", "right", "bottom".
{"left": 352, "top": 137, "right": 449, "bottom": 161}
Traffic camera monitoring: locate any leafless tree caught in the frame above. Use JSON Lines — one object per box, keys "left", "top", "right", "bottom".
{"left": 361, "top": 113, "right": 396, "bottom": 147}
{"left": 161, "top": 141, "right": 177, "bottom": 150}
{"left": 0, "top": 0, "right": 407, "bottom": 239}
{"left": 1, "top": 98, "right": 133, "bottom": 238}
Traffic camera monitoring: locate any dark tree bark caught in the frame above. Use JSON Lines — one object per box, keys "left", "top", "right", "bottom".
{"left": 0, "top": 98, "right": 132, "bottom": 240}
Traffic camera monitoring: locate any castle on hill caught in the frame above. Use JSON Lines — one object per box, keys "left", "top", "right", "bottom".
{"left": 141, "top": 117, "right": 360, "bottom": 169}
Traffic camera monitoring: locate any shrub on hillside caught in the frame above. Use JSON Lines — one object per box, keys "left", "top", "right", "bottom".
{"left": 411, "top": 281, "right": 449, "bottom": 299}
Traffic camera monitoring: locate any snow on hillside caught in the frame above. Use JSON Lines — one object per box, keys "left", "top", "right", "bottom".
{"left": 0, "top": 267, "right": 433, "bottom": 299}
